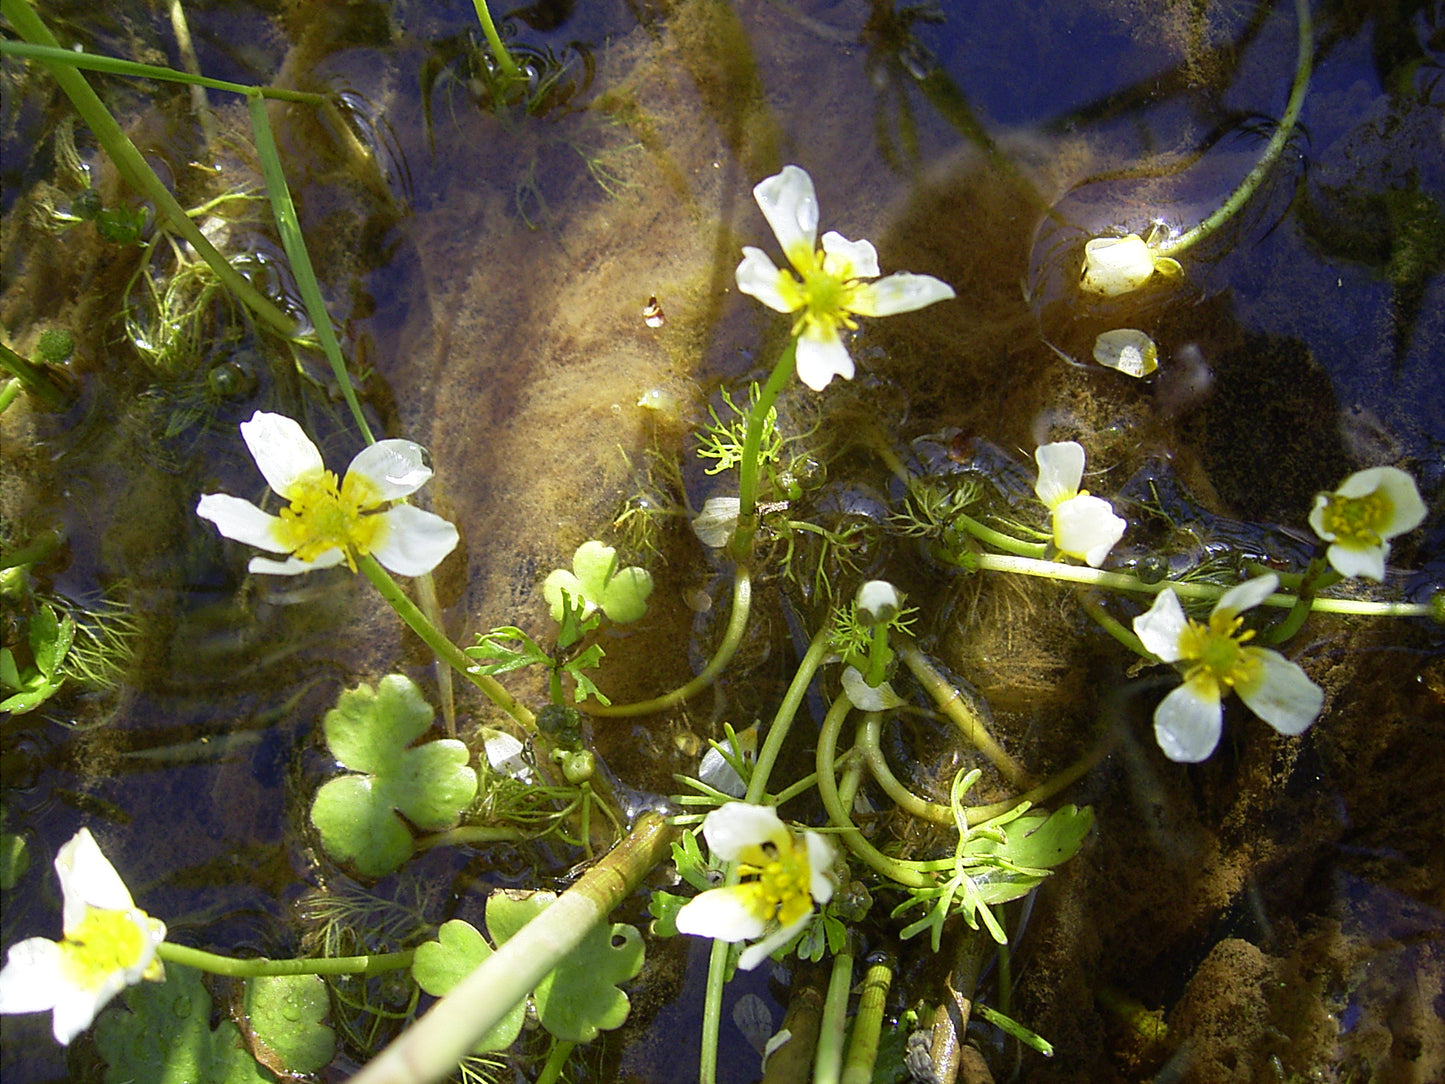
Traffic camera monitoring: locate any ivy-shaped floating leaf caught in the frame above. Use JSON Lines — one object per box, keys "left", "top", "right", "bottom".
{"left": 95, "top": 964, "right": 273, "bottom": 1084}
{"left": 244, "top": 974, "right": 336, "bottom": 1076}
{"left": 487, "top": 890, "right": 644, "bottom": 1043}
{"left": 542, "top": 541, "right": 653, "bottom": 625}
{"left": 412, "top": 919, "right": 526, "bottom": 1052}
{"left": 309, "top": 675, "right": 478, "bottom": 877}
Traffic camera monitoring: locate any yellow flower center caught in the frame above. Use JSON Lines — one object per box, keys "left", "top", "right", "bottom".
{"left": 734, "top": 834, "right": 815, "bottom": 929}
{"left": 57, "top": 907, "right": 152, "bottom": 992}
{"left": 1317, "top": 489, "right": 1392, "bottom": 549}
{"left": 777, "top": 253, "right": 863, "bottom": 343}
{"left": 1176, "top": 611, "right": 1262, "bottom": 693}
{"left": 273, "top": 469, "right": 384, "bottom": 571}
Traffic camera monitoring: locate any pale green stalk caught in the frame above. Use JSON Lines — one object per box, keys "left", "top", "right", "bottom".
{"left": 974, "top": 553, "right": 1434, "bottom": 618}
{"left": 349, "top": 814, "right": 675, "bottom": 1084}
{"left": 590, "top": 566, "right": 752, "bottom": 717}
{"left": 1155, "top": 0, "right": 1313, "bottom": 257}
{"left": 470, "top": 0, "right": 524, "bottom": 84}
{"left": 158, "top": 943, "right": 413, "bottom": 977}
{"left": 730, "top": 338, "right": 798, "bottom": 561}
{"left": 813, "top": 946, "right": 854, "bottom": 1084}
{"left": 840, "top": 954, "right": 894, "bottom": 1084}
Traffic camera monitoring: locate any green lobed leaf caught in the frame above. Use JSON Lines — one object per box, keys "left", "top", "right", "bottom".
{"left": 244, "top": 974, "right": 335, "bottom": 1075}
{"left": 309, "top": 675, "right": 478, "bottom": 877}
{"left": 486, "top": 890, "right": 645, "bottom": 1044}
{"left": 95, "top": 964, "right": 273, "bottom": 1084}
{"left": 412, "top": 919, "right": 525, "bottom": 1053}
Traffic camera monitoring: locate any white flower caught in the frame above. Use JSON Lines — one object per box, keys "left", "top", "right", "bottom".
{"left": 674, "top": 803, "right": 836, "bottom": 970}
{"left": 1308, "top": 467, "right": 1427, "bottom": 582}
{"left": 1133, "top": 575, "right": 1325, "bottom": 762}
{"left": 736, "top": 165, "right": 955, "bottom": 391}
{"left": 854, "top": 579, "right": 903, "bottom": 626}
{"left": 1079, "top": 234, "right": 1181, "bottom": 297}
{"left": 1033, "top": 442, "right": 1127, "bottom": 567}
{"left": 0, "top": 828, "right": 167, "bottom": 1045}
{"left": 691, "top": 496, "right": 742, "bottom": 548}
{"left": 196, "top": 412, "right": 459, "bottom": 576}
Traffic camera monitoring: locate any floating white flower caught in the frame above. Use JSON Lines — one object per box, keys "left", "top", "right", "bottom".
{"left": 196, "top": 411, "right": 459, "bottom": 576}
{"left": 736, "top": 165, "right": 955, "bottom": 391}
{"left": 1133, "top": 575, "right": 1324, "bottom": 762}
{"left": 0, "top": 828, "right": 166, "bottom": 1045}
{"left": 1308, "top": 467, "right": 1426, "bottom": 582}
{"left": 674, "top": 803, "right": 836, "bottom": 970}
{"left": 1079, "top": 234, "right": 1181, "bottom": 297}
{"left": 1033, "top": 442, "right": 1127, "bottom": 568}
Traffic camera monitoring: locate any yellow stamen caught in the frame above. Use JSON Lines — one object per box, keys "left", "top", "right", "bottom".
{"left": 1318, "top": 490, "right": 1391, "bottom": 548}
{"left": 1176, "top": 611, "right": 1262, "bottom": 693}
{"left": 733, "top": 832, "right": 814, "bottom": 928}
{"left": 58, "top": 907, "right": 150, "bottom": 992}
{"left": 273, "top": 469, "right": 384, "bottom": 570}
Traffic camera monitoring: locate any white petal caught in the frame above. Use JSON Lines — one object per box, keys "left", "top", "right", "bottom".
{"left": 1093, "top": 329, "right": 1158, "bottom": 377}
{"left": 1213, "top": 574, "right": 1278, "bottom": 618}
{"left": 819, "top": 232, "right": 880, "bottom": 280}
{"left": 848, "top": 272, "right": 955, "bottom": 317}
{"left": 841, "top": 666, "right": 903, "bottom": 711}
{"left": 0, "top": 938, "right": 64, "bottom": 1014}
{"left": 482, "top": 730, "right": 534, "bottom": 782}
{"left": 794, "top": 328, "right": 854, "bottom": 391}
{"left": 238, "top": 412, "right": 324, "bottom": 498}
{"left": 692, "top": 497, "right": 741, "bottom": 548}
{"left": 1134, "top": 590, "right": 1187, "bottom": 662}
{"left": 1153, "top": 681, "right": 1223, "bottom": 763}
{"left": 674, "top": 887, "right": 766, "bottom": 943}
{"left": 249, "top": 549, "right": 346, "bottom": 575}
{"left": 736, "top": 247, "right": 797, "bottom": 314}
{"left": 348, "top": 440, "right": 432, "bottom": 501}
{"left": 1033, "top": 442, "right": 1085, "bottom": 508}
{"left": 1052, "top": 494, "right": 1126, "bottom": 567}
{"left": 1236, "top": 649, "right": 1324, "bottom": 736}
{"left": 1324, "top": 541, "right": 1388, "bottom": 582}
{"left": 699, "top": 745, "right": 748, "bottom": 799}
{"left": 1337, "top": 467, "right": 1428, "bottom": 538}
{"left": 753, "top": 166, "right": 819, "bottom": 271}
{"left": 49, "top": 979, "right": 114, "bottom": 1045}
{"left": 738, "top": 912, "right": 811, "bottom": 972}
{"left": 196, "top": 494, "right": 290, "bottom": 553}
{"left": 803, "top": 831, "right": 835, "bottom": 904}
{"left": 855, "top": 580, "right": 903, "bottom": 624}
{"left": 368, "top": 505, "right": 459, "bottom": 577}
{"left": 1306, "top": 493, "right": 1334, "bottom": 541}
{"left": 1080, "top": 234, "right": 1157, "bottom": 296}
{"left": 701, "top": 803, "right": 787, "bottom": 861}
{"left": 56, "top": 829, "right": 135, "bottom": 927}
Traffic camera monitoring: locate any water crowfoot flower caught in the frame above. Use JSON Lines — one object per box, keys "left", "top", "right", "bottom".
{"left": 0, "top": 828, "right": 166, "bottom": 1044}
{"left": 736, "top": 165, "right": 955, "bottom": 391}
{"left": 674, "top": 803, "right": 836, "bottom": 970}
{"left": 1079, "top": 233, "right": 1182, "bottom": 297}
{"left": 1033, "top": 442, "right": 1127, "bottom": 567}
{"left": 1308, "top": 467, "right": 1427, "bottom": 582}
{"left": 196, "top": 411, "right": 459, "bottom": 576}
{"left": 1133, "top": 574, "right": 1324, "bottom": 762}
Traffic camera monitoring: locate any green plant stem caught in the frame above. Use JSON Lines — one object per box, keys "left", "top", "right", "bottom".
{"left": 158, "top": 943, "right": 413, "bottom": 977}
{"left": 1265, "top": 554, "right": 1340, "bottom": 644}
{"left": 0, "top": 379, "right": 19, "bottom": 415}
{"left": 840, "top": 953, "right": 894, "bottom": 1084}
{"left": 730, "top": 338, "right": 798, "bottom": 561}
{"left": 358, "top": 555, "right": 536, "bottom": 732}
{"left": 415, "top": 826, "right": 526, "bottom": 850}
{"left": 816, "top": 702, "right": 930, "bottom": 888}
{"left": 470, "top": 0, "right": 525, "bottom": 84}
{"left": 813, "top": 945, "right": 855, "bottom": 1084}
{"left": 534, "top": 1039, "right": 575, "bottom": 1084}
{"left": 895, "top": 637, "right": 1030, "bottom": 787}
{"left": 246, "top": 93, "right": 373, "bottom": 443}
{"left": 0, "top": 1, "right": 297, "bottom": 339}
{"left": 1155, "top": 0, "right": 1313, "bottom": 258}
{"left": 952, "top": 511, "right": 1049, "bottom": 558}
{"left": 1075, "top": 587, "right": 1154, "bottom": 660}
{"left": 974, "top": 553, "right": 1433, "bottom": 617}
{"left": 589, "top": 566, "right": 752, "bottom": 717}
{"left": 0, "top": 343, "right": 72, "bottom": 410}
{"left": 350, "top": 813, "right": 675, "bottom": 1084}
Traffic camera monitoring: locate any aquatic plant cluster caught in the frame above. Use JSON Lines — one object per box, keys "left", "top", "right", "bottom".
{"left": 1, "top": 1, "right": 1440, "bottom": 1083}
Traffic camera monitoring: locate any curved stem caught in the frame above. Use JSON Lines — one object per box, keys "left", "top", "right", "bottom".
{"left": 730, "top": 338, "right": 797, "bottom": 561}
{"left": 952, "top": 511, "right": 1048, "bottom": 559}
{"left": 470, "top": 0, "right": 524, "bottom": 84}
{"left": 1155, "top": 0, "right": 1312, "bottom": 257}
{"left": 815, "top": 700, "right": 930, "bottom": 887}
{"left": 747, "top": 623, "right": 832, "bottom": 803}
{"left": 974, "top": 552, "right": 1433, "bottom": 618}
{"left": 895, "top": 637, "right": 1030, "bottom": 788}
{"left": 589, "top": 566, "right": 752, "bottom": 717}
{"left": 358, "top": 555, "right": 536, "bottom": 732}
{"left": 158, "top": 943, "right": 414, "bottom": 978}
